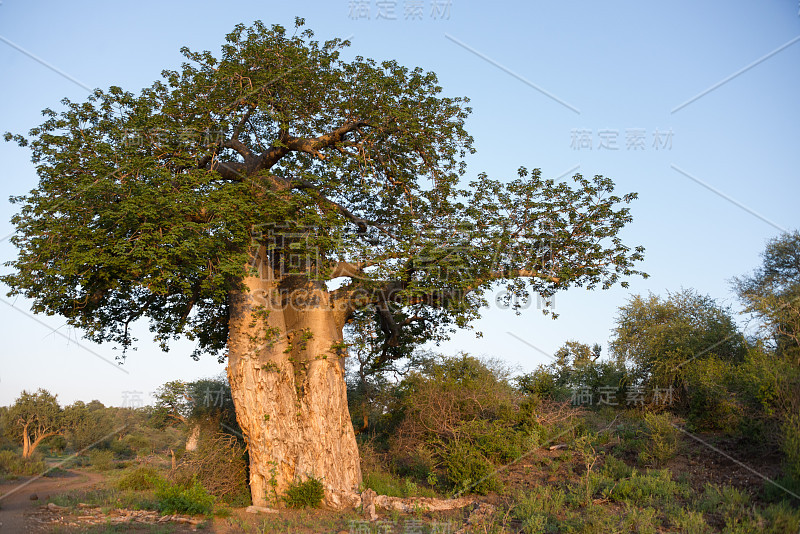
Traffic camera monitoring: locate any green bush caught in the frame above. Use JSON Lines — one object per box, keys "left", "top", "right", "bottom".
{"left": 684, "top": 358, "right": 741, "bottom": 432}
{"left": 516, "top": 367, "right": 561, "bottom": 400}
{"left": 760, "top": 501, "right": 800, "bottom": 533}
{"left": 761, "top": 475, "right": 800, "bottom": 505}
{"left": 0, "top": 450, "right": 46, "bottom": 476}
{"left": 123, "top": 434, "right": 152, "bottom": 456}
{"left": 601, "top": 455, "right": 634, "bottom": 481}
{"left": 781, "top": 413, "right": 800, "bottom": 481}
{"left": 457, "top": 419, "right": 532, "bottom": 464}
{"left": 697, "top": 482, "right": 750, "bottom": 524}
{"left": 283, "top": 476, "right": 325, "bottom": 508}
{"left": 110, "top": 438, "right": 134, "bottom": 458}
{"left": 513, "top": 485, "right": 565, "bottom": 533}
{"left": 613, "top": 419, "right": 646, "bottom": 458}
{"left": 155, "top": 477, "right": 215, "bottom": 515}
{"left": 117, "top": 466, "right": 162, "bottom": 491}
{"left": 638, "top": 412, "right": 678, "bottom": 467}
{"left": 621, "top": 506, "right": 660, "bottom": 534}
{"left": 88, "top": 449, "right": 115, "bottom": 471}
{"left": 443, "top": 441, "right": 499, "bottom": 495}
{"left": 393, "top": 445, "right": 436, "bottom": 482}
{"left": 670, "top": 509, "right": 711, "bottom": 534}
{"left": 609, "top": 469, "right": 683, "bottom": 506}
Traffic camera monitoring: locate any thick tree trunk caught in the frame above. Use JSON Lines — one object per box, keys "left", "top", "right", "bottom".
{"left": 226, "top": 255, "right": 361, "bottom": 509}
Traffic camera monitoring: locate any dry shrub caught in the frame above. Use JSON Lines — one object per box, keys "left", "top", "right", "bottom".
{"left": 390, "top": 354, "right": 519, "bottom": 458}
{"left": 171, "top": 433, "right": 249, "bottom": 506}
{"left": 387, "top": 354, "right": 529, "bottom": 493}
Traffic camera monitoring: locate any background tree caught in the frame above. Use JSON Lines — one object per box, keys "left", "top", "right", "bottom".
{"left": 183, "top": 376, "right": 241, "bottom": 452}
{"left": 734, "top": 231, "right": 800, "bottom": 481}
{"left": 610, "top": 289, "right": 746, "bottom": 394}
{"left": 3, "top": 19, "right": 645, "bottom": 506}
{"left": 150, "top": 381, "right": 193, "bottom": 429}
{"left": 516, "top": 341, "right": 627, "bottom": 404}
{"left": 63, "top": 400, "right": 115, "bottom": 451}
{"left": 734, "top": 230, "right": 800, "bottom": 363}
{"left": 185, "top": 376, "right": 239, "bottom": 435}
{"left": 4, "top": 389, "right": 64, "bottom": 458}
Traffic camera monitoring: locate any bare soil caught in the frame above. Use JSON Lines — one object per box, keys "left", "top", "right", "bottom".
{"left": 0, "top": 468, "right": 103, "bottom": 533}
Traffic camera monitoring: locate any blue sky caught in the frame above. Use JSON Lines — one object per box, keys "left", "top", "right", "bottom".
{"left": 0, "top": 1, "right": 798, "bottom": 406}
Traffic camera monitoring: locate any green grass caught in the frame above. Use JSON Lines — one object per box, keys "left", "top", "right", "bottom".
{"left": 361, "top": 470, "right": 437, "bottom": 498}
{"left": 48, "top": 488, "right": 160, "bottom": 512}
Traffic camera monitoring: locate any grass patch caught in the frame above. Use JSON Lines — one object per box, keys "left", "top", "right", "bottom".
{"left": 361, "top": 470, "right": 437, "bottom": 498}
{"left": 48, "top": 488, "right": 160, "bottom": 512}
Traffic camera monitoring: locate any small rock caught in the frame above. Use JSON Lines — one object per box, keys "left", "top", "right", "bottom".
{"left": 29, "top": 493, "right": 38, "bottom": 500}
{"left": 46, "top": 503, "right": 68, "bottom": 512}
{"left": 360, "top": 489, "right": 378, "bottom": 521}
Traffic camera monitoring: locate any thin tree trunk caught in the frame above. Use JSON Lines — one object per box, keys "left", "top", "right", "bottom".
{"left": 22, "top": 423, "right": 31, "bottom": 459}
{"left": 227, "top": 252, "right": 361, "bottom": 509}
{"left": 185, "top": 424, "right": 201, "bottom": 452}
{"left": 22, "top": 426, "right": 57, "bottom": 459}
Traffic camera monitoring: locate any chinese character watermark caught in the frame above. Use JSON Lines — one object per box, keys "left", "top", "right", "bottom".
{"left": 348, "top": 0, "right": 452, "bottom": 20}
{"left": 571, "top": 128, "right": 674, "bottom": 150}
{"left": 571, "top": 385, "right": 674, "bottom": 407}
{"left": 121, "top": 390, "right": 144, "bottom": 409}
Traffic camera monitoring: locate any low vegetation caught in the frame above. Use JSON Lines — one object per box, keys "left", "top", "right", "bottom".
{"left": 2, "top": 233, "right": 800, "bottom": 532}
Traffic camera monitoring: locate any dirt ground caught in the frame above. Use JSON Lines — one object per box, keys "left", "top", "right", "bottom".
{"left": 0, "top": 469, "right": 104, "bottom": 533}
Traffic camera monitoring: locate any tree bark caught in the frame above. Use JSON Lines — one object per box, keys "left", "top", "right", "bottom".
{"left": 22, "top": 423, "right": 31, "bottom": 459}
{"left": 21, "top": 422, "right": 58, "bottom": 459}
{"left": 226, "top": 253, "right": 361, "bottom": 509}
{"left": 185, "top": 424, "right": 201, "bottom": 452}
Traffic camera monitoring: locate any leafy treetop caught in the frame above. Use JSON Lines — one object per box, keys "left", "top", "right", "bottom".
{"left": 4, "top": 19, "right": 645, "bottom": 363}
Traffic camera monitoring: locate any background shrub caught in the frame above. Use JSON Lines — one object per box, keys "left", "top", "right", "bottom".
{"left": 639, "top": 412, "right": 678, "bottom": 467}
{"left": 443, "top": 441, "right": 499, "bottom": 495}
{"left": 684, "top": 358, "right": 740, "bottom": 432}
{"left": 87, "top": 449, "right": 115, "bottom": 471}
{"left": 155, "top": 477, "right": 215, "bottom": 515}
{"left": 170, "top": 433, "right": 249, "bottom": 506}
{"left": 117, "top": 466, "right": 162, "bottom": 491}
{"left": 0, "top": 450, "right": 46, "bottom": 477}
{"left": 781, "top": 413, "right": 800, "bottom": 481}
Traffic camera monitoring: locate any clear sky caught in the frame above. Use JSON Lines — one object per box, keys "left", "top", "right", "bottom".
{"left": 0, "top": 1, "right": 798, "bottom": 407}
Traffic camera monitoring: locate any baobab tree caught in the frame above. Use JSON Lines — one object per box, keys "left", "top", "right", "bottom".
{"left": 3, "top": 19, "right": 645, "bottom": 507}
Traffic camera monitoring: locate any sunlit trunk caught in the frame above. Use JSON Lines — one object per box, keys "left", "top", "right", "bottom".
{"left": 226, "top": 252, "right": 361, "bottom": 509}
{"left": 22, "top": 424, "right": 31, "bottom": 459}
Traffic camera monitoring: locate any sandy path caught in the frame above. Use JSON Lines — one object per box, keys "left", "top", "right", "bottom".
{"left": 0, "top": 469, "right": 104, "bottom": 533}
